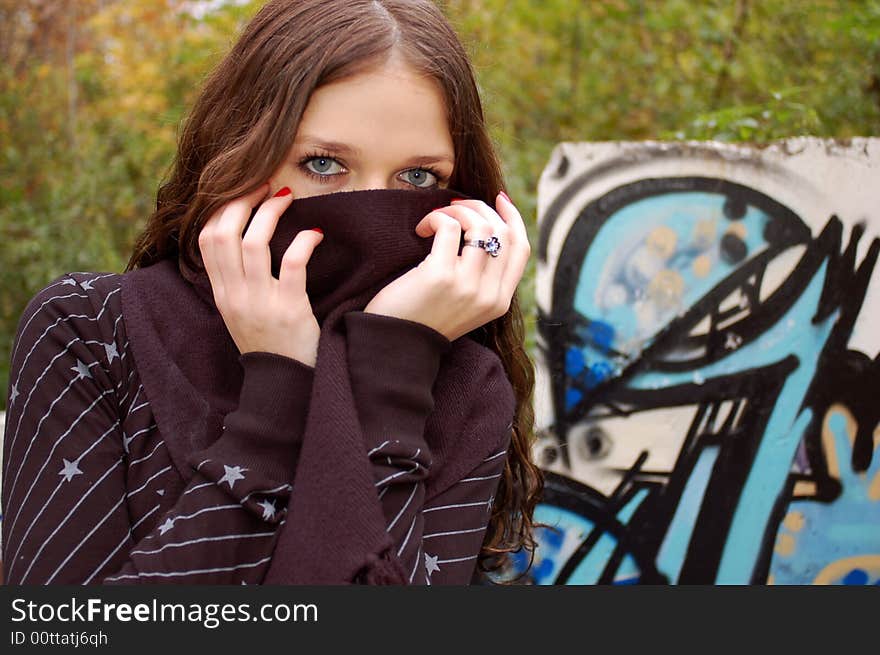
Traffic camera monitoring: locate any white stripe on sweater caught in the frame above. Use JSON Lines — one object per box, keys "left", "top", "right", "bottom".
{"left": 459, "top": 473, "right": 502, "bottom": 483}
{"left": 128, "top": 441, "right": 165, "bottom": 467}
{"left": 6, "top": 404, "right": 118, "bottom": 531}
{"left": 374, "top": 448, "right": 421, "bottom": 487}
{"left": 103, "top": 556, "right": 273, "bottom": 581}
{"left": 130, "top": 530, "right": 276, "bottom": 556}
{"left": 422, "top": 526, "right": 486, "bottom": 540}
{"left": 14, "top": 458, "right": 124, "bottom": 581}
{"left": 437, "top": 554, "right": 479, "bottom": 564}
{"left": 10, "top": 290, "right": 90, "bottom": 363}
{"left": 82, "top": 504, "right": 162, "bottom": 584}
{"left": 5, "top": 336, "right": 91, "bottom": 470}
{"left": 9, "top": 287, "right": 120, "bottom": 429}
{"left": 386, "top": 483, "right": 418, "bottom": 532}
{"left": 46, "top": 493, "right": 129, "bottom": 583}
{"left": 423, "top": 500, "right": 488, "bottom": 513}
{"left": 397, "top": 515, "right": 418, "bottom": 558}
{"left": 125, "top": 465, "right": 172, "bottom": 498}
{"left": 7, "top": 422, "right": 119, "bottom": 557}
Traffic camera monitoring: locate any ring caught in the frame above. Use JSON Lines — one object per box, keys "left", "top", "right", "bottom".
{"left": 462, "top": 235, "right": 502, "bottom": 257}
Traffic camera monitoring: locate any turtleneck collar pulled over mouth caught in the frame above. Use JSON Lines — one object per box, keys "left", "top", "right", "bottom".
{"left": 179, "top": 187, "right": 469, "bottom": 324}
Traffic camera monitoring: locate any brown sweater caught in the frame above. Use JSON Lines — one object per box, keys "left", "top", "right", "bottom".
{"left": 1, "top": 271, "right": 511, "bottom": 584}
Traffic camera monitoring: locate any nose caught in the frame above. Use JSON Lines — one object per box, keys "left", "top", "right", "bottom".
{"left": 348, "top": 171, "right": 392, "bottom": 192}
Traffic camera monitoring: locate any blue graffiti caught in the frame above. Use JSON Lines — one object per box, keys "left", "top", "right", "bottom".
{"left": 768, "top": 408, "right": 880, "bottom": 584}
{"left": 531, "top": 176, "right": 879, "bottom": 585}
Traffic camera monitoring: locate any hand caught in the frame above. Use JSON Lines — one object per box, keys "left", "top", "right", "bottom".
{"left": 362, "top": 191, "right": 531, "bottom": 341}
{"left": 198, "top": 183, "right": 325, "bottom": 367}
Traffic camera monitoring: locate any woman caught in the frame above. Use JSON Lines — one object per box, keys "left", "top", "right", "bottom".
{"left": 2, "top": 0, "right": 541, "bottom": 584}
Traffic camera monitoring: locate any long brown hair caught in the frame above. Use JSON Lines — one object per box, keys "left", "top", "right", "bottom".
{"left": 125, "top": 0, "right": 542, "bottom": 581}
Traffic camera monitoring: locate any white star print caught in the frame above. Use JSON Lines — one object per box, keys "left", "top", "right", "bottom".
{"left": 156, "top": 489, "right": 165, "bottom": 496}
{"left": 9, "top": 382, "right": 19, "bottom": 405}
{"left": 724, "top": 332, "right": 743, "bottom": 350}
{"left": 61, "top": 278, "right": 78, "bottom": 286}
{"left": 218, "top": 464, "right": 247, "bottom": 489}
{"left": 79, "top": 278, "right": 95, "bottom": 291}
{"left": 122, "top": 433, "right": 135, "bottom": 454}
{"left": 486, "top": 494, "right": 495, "bottom": 515}
{"left": 58, "top": 458, "right": 83, "bottom": 482}
{"left": 425, "top": 553, "right": 440, "bottom": 577}
{"left": 70, "top": 359, "right": 92, "bottom": 380}
{"left": 158, "top": 518, "right": 175, "bottom": 535}
{"left": 257, "top": 499, "right": 277, "bottom": 521}
{"left": 104, "top": 341, "right": 119, "bottom": 363}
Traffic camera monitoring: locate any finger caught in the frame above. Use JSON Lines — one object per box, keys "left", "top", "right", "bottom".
{"left": 488, "top": 192, "right": 531, "bottom": 300}
{"left": 277, "top": 228, "right": 324, "bottom": 302}
{"left": 198, "top": 184, "right": 269, "bottom": 299}
{"left": 241, "top": 187, "right": 295, "bottom": 299}
{"left": 451, "top": 198, "right": 509, "bottom": 234}
{"left": 432, "top": 204, "right": 494, "bottom": 279}
{"left": 450, "top": 197, "right": 512, "bottom": 290}
{"left": 420, "top": 210, "right": 462, "bottom": 270}
{"left": 199, "top": 208, "right": 227, "bottom": 300}
{"left": 213, "top": 183, "right": 270, "bottom": 297}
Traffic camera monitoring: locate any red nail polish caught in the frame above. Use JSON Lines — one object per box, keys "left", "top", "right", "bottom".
{"left": 499, "top": 190, "right": 511, "bottom": 203}
{"left": 312, "top": 227, "right": 323, "bottom": 234}
{"left": 451, "top": 197, "right": 466, "bottom": 203}
{"left": 273, "top": 186, "right": 292, "bottom": 197}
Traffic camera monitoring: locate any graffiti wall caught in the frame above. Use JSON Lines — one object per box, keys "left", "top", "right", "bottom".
{"left": 516, "top": 138, "right": 879, "bottom": 585}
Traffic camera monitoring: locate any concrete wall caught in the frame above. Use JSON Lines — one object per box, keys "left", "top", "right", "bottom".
{"left": 517, "top": 138, "right": 879, "bottom": 584}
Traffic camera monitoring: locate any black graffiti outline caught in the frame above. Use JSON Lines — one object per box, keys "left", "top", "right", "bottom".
{"left": 535, "top": 176, "right": 879, "bottom": 584}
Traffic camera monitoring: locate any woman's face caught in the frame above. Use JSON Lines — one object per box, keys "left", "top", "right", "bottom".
{"left": 271, "top": 57, "right": 455, "bottom": 198}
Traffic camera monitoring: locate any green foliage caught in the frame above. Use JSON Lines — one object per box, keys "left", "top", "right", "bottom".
{"left": 2, "top": 0, "right": 879, "bottom": 408}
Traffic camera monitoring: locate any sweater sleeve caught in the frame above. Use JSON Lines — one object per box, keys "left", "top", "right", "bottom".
{"left": 343, "top": 310, "right": 512, "bottom": 585}
{"left": 1, "top": 274, "right": 311, "bottom": 584}
{"left": 415, "top": 444, "right": 509, "bottom": 584}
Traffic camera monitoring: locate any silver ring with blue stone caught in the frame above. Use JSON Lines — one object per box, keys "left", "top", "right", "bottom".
{"left": 462, "top": 235, "right": 502, "bottom": 257}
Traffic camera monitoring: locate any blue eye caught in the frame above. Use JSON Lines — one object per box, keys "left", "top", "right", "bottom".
{"left": 304, "top": 157, "right": 343, "bottom": 176}
{"left": 401, "top": 168, "right": 438, "bottom": 188}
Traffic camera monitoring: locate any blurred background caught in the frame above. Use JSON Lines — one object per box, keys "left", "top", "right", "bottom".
{"left": 2, "top": 0, "right": 879, "bottom": 410}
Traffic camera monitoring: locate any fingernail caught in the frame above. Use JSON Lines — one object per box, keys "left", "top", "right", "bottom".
{"left": 312, "top": 227, "right": 323, "bottom": 234}
{"left": 499, "top": 190, "right": 511, "bottom": 203}
{"left": 273, "top": 186, "right": 292, "bottom": 198}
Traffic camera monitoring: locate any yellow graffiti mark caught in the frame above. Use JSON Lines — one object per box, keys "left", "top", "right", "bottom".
{"left": 783, "top": 511, "right": 805, "bottom": 533}
{"left": 725, "top": 222, "right": 747, "bottom": 239}
{"left": 869, "top": 474, "right": 880, "bottom": 502}
{"left": 692, "top": 254, "right": 712, "bottom": 278}
{"left": 821, "top": 403, "right": 857, "bottom": 481}
{"left": 793, "top": 480, "right": 817, "bottom": 497}
{"left": 870, "top": 424, "right": 880, "bottom": 501}
{"left": 774, "top": 533, "right": 796, "bottom": 557}
{"left": 647, "top": 269, "right": 684, "bottom": 311}
{"left": 646, "top": 226, "right": 677, "bottom": 260}
{"left": 813, "top": 555, "right": 880, "bottom": 585}
{"left": 692, "top": 218, "right": 717, "bottom": 249}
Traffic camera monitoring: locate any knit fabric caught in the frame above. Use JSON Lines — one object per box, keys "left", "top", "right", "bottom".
{"left": 2, "top": 188, "right": 516, "bottom": 584}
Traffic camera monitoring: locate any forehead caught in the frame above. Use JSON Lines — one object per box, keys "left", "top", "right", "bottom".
{"left": 294, "top": 60, "right": 454, "bottom": 160}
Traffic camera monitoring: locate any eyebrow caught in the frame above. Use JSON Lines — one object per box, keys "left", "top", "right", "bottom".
{"left": 294, "top": 137, "right": 454, "bottom": 167}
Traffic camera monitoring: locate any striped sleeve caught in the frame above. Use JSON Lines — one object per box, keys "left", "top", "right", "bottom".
{"left": 344, "top": 310, "right": 512, "bottom": 585}
{"left": 1, "top": 273, "right": 311, "bottom": 584}
{"left": 417, "top": 445, "right": 508, "bottom": 584}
